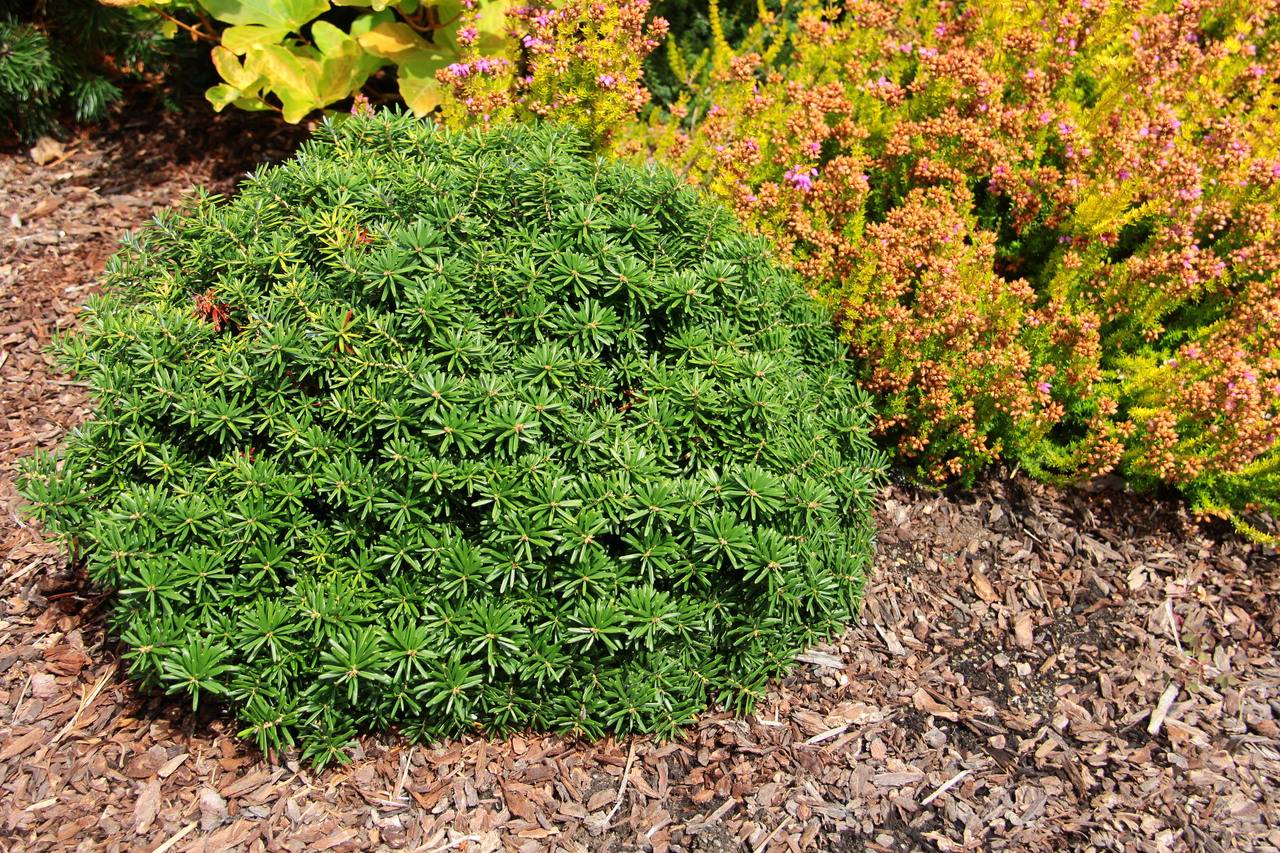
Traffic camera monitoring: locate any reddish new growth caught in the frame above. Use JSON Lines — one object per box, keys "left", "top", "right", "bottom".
{"left": 193, "top": 288, "right": 231, "bottom": 332}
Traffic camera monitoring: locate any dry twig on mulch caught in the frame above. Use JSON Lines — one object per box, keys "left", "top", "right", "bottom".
{"left": 1, "top": 106, "right": 1277, "bottom": 853}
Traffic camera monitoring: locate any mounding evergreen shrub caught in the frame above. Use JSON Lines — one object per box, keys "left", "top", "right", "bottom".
{"left": 0, "top": 0, "right": 181, "bottom": 143}
{"left": 19, "top": 112, "right": 884, "bottom": 765}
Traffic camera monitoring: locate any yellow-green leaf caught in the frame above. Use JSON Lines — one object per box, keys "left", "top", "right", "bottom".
{"left": 355, "top": 21, "right": 432, "bottom": 62}
{"left": 312, "top": 23, "right": 368, "bottom": 104}
{"left": 246, "top": 44, "right": 322, "bottom": 122}
{"left": 331, "top": 0, "right": 395, "bottom": 9}
{"left": 349, "top": 10, "right": 395, "bottom": 37}
{"left": 222, "top": 24, "right": 292, "bottom": 54}
{"left": 198, "top": 0, "right": 330, "bottom": 29}
{"left": 211, "top": 45, "right": 265, "bottom": 90}
{"left": 310, "top": 20, "right": 352, "bottom": 56}
{"left": 206, "top": 83, "right": 245, "bottom": 111}
{"left": 397, "top": 53, "right": 451, "bottom": 116}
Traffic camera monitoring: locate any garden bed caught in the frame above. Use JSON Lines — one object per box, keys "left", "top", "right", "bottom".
{"left": 1, "top": 105, "right": 1277, "bottom": 852}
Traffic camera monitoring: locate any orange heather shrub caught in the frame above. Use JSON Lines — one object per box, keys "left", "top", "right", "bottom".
{"left": 624, "top": 0, "right": 1280, "bottom": 532}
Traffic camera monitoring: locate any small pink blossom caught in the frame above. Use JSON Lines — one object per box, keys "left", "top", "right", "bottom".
{"left": 784, "top": 165, "right": 818, "bottom": 192}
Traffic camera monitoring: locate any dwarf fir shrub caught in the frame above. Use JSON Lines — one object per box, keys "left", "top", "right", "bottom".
{"left": 20, "top": 113, "right": 883, "bottom": 764}
{"left": 0, "top": 0, "right": 180, "bottom": 142}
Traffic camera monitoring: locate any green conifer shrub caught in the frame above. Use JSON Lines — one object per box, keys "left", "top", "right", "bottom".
{"left": 19, "top": 112, "right": 884, "bottom": 764}
{"left": 0, "top": 0, "right": 181, "bottom": 143}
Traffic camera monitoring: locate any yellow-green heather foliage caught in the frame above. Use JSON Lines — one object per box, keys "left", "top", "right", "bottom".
{"left": 438, "top": 0, "right": 669, "bottom": 148}
{"left": 625, "top": 0, "right": 1280, "bottom": 535}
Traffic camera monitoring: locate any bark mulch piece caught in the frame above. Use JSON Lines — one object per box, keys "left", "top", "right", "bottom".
{"left": 2, "top": 108, "right": 1278, "bottom": 852}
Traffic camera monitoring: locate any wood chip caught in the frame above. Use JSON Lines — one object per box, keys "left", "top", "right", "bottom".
{"left": 28, "top": 137, "right": 65, "bottom": 166}
{"left": 971, "top": 570, "right": 998, "bottom": 602}
{"left": 133, "top": 779, "right": 161, "bottom": 834}
{"left": 913, "top": 689, "right": 960, "bottom": 722}
{"left": 1147, "top": 683, "right": 1180, "bottom": 736}
{"left": 1014, "top": 612, "right": 1035, "bottom": 649}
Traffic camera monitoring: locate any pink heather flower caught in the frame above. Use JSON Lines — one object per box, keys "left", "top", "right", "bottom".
{"left": 446, "top": 62, "right": 471, "bottom": 78}
{"left": 1038, "top": 111, "right": 1053, "bottom": 125}
{"left": 806, "top": 141, "right": 821, "bottom": 156}
{"left": 1184, "top": 344, "right": 1201, "bottom": 359}
{"left": 1036, "top": 381, "right": 1052, "bottom": 394}
{"left": 350, "top": 92, "right": 374, "bottom": 117}
{"left": 457, "top": 26, "right": 478, "bottom": 45}
{"left": 597, "top": 74, "right": 617, "bottom": 89}
{"left": 784, "top": 165, "right": 818, "bottom": 192}
{"left": 474, "top": 58, "right": 494, "bottom": 73}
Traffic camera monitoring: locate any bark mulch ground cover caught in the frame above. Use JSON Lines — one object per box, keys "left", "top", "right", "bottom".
{"left": 2, "top": 105, "right": 1278, "bottom": 853}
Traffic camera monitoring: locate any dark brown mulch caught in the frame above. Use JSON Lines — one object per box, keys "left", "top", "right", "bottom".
{"left": 1, "top": 105, "right": 1278, "bottom": 853}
